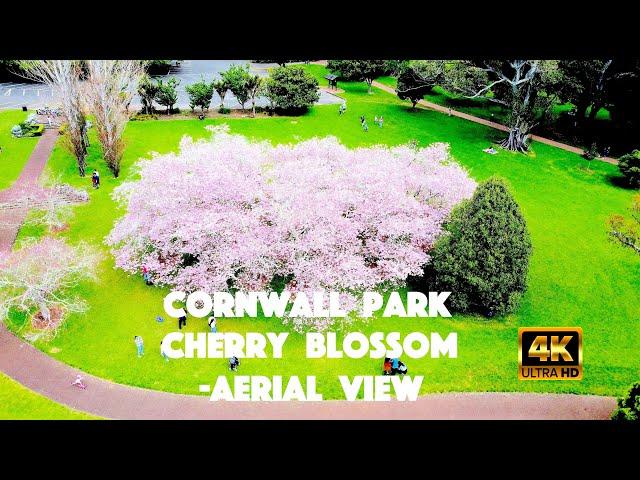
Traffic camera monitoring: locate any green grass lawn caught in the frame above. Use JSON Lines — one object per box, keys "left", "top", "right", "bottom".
{"left": 0, "top": 110, "right": 39, "bottom": 190}
{"left": 0, "top": 373, "right": 98, "bottom": 419}
{"left": 5, "top": 65, "right": 640, "bottom": 401}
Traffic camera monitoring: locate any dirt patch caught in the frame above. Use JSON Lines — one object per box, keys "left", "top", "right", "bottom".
{"left": 31, "top": 305, "right": 64, "bottom": 331}
{"left": 50, "top": 223, "right": 69, "bottom": 234}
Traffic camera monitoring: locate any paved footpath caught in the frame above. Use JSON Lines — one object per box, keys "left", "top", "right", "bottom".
{"left": 0, "top": 129, "right": 58, "bottom": 253}
{"left": 0, "top": 324, "right": 616, "bottom": 419}
{"left": 0, "top": 88, "right": 618, "bottom": 420}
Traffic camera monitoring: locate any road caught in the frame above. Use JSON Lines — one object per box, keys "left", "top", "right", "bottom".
{"left": 0, "top": 60, "right": 341, "bottom": 110}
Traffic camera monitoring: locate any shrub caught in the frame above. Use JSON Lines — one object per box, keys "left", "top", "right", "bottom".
{"left": 185, "top": 78, "right": 214, "bottom": 113}
{"left": 611, "top": 382, "right": 640, "bottom": 421}
{"left": 218, "top": 107, "right": 231, "bottom": 114}
{"left": 263, "top": 65, "right": 319, "bottom": 114}
{"left": 618, "top": 149, "right": 640, "bottom": 188}
{"left": 144, "top": 60, "right": 173, "bottom": 75}
{"left": 429, "top": 177, "right": 532, "bottom": 316}
{"left": 130, "top": 113, "right": 159, "bottom": 121}
{"left": 107, "top": 131, "right": 476, "bottom": 330}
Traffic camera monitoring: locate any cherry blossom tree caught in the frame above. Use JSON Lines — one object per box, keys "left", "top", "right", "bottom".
{"left": 0, "top": 238, "right": 99, "bottom": 337}
{"left": 82, "top": 60, "right": 145, "bottom": 177}
{"left": 107, "top": 128, "right": 476, "bottom": 329}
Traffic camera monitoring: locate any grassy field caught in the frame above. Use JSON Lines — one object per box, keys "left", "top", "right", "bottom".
{"left": 4, "top": 64, "right": 640, "bottom": 400}
{"left": 0, "top": 110, "right": 39, "bottom": 190}
{"left": 0, "top": 373, "right": 98, "bottom": 419}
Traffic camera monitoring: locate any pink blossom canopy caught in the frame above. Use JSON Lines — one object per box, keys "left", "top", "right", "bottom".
{"left": 107, "top": 129, "right": 476, "bottom": 327}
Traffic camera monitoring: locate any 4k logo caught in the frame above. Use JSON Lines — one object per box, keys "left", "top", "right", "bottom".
{"left": 518, "top": 327, "right": 582, "bottom": 380}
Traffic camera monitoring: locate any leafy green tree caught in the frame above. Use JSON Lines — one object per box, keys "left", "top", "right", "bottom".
{"left": 244, "top": 74, "right": 263, "bottom": 117}
{"left": 212, "top": 78, "right": 230, "bottom": 111}
{"left": 611, "top": 382, "right": 640, "bottom": 421}
{"left": 396, "top": 60, "right": 445, "bottom": 109}
{"left": 222, "top": 64, "right": 251, "bottom": 112}
{"left": 137, "top": 74, "right": 158, "bottom": 114}
{"left": 429, "top": 177, "right": 532, "bottom": 316}
{"left": 185, "top": 77, "right": 214, "bottom": 113}
{"left": 155, "top": 77, "right": 180, "bottom": 114}
{"left": 263, "top": 65, "right": 320, "bottom": 113}
{"left": 607, "top": 60, "right": 640, "bottom": 148}
{"left": 327, "top": 60, "right": 388, "bottom": 93}
{"left": 558, "top": 60, "right": 613, "bottom": 129}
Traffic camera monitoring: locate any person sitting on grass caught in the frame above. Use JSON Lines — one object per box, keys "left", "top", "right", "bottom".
{"left": 383, "top": 357, "right": 392, "bottom": 375}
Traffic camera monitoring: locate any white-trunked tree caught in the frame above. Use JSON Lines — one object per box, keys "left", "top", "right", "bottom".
{"left": 18, "top": 60, "right": 90, "bottom": 176}
{"left": 82, "top": 60, "right": 145, "bottom": 178}
{"left": 443, "top": 60, "right": 563, "bottom": 152}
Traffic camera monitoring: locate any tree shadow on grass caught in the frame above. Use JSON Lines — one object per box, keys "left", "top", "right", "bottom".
{"left": 605, "top": 173, "right": 638, "bottom": 191}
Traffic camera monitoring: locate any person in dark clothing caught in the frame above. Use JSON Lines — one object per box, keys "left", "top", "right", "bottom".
{"left": 178, "top": 314, "right": 187, "bottom": 329}
{"left": 229, "top": 356, "right": 240, "bottom": 371}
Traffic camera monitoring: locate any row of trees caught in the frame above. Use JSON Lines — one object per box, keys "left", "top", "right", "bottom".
{"left": 390, "top": 59, "right": 640, "bottom": 154}
{"left": 138, "top": 64, "right": 320, "bottom": 117}
{"left": 19, "top": 60, "right": 144, "bottom": 178}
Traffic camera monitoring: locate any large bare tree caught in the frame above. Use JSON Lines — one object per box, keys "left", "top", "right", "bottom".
{"left": 0, "top": 238, "right": 98, "bottom": 337}
{"left": 18, "top": 60, "right": 89, "bottom": 176}
{"left": 443, "top": 60, "right": 562, "bottom": 152}
{"left": 82, "top": 60, "right": 145, "bottom": 178}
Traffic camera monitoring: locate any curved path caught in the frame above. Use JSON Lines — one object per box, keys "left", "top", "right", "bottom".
{"left": 0, "top": 102, "right": 617, "bottom": 420}
{"left": 0, "top": 324, "right": 616, "bottom": 419}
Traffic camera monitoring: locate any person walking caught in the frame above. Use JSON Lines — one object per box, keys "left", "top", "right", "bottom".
{"left": 360, "top": 115, "right": 365, "bottom": 125}
{"left": 178, "top": 314, "right": 187, "bottom": 330}
{"left": 160, "top": 340, "right": 169, "bottom": 362}
{"left": 374, "top": 115, "right": 379, "bottom": 126}
{"left": 362, "top": 120, "right": 368, "bottom": 132}
{"left": 379, "top": 116, "right": 384, "bottom": 128}
{"left": 92, "top": 170, "right": 100, "bottom": 189}
{"left": 208, "top": 316, "right": 217, "bottom": 333}
{"left": 134, "top": 335, "right": 144, "bottom": 358}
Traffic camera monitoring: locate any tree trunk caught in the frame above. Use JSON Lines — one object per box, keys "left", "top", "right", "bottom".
{"left": 252, "top": 98, "right": 256, "bottom": 117}
{"left": 500, "top": 123, "right": 530, "bottom": 153}
{"left": 38, "top": 301, "right": 51, "bottom": 325}
{"left": 367, "top": 79, "right": 372, "bottom": 94}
